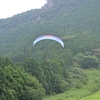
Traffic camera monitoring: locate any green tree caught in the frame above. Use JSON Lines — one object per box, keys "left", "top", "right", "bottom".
{"left": 20, "top": 75, "right": 45, "bottom": 100}
{"left": 0, "top": 57, "right": 45, "bottom": 100}
{"left": 40, "top": 59, "right": 68, "bottom": 94}
{"left": 23, "top": 57, "right": 45, "bottom": 84}
{"left": 80, "top": 56, "right": 99, "bottom": 69}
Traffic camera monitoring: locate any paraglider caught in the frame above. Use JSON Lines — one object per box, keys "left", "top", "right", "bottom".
{"left": 33, "top": 35, "right": 64, "bottom": 48}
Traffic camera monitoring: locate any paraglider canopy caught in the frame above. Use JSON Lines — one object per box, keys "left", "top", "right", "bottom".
{"left": 33, "top": 35, "right": 64, "bottom": 48}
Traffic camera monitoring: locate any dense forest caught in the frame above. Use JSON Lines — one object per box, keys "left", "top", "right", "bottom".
{"left": 0, "top": 0, "right": 100, "bottom": 100}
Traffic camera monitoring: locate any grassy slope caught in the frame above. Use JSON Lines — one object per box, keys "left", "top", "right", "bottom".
{"left": 80, "top": 91, "right": 100, "bottom": 100}
{"left": 43, "top": 69, "right": 100, "bottom": 100}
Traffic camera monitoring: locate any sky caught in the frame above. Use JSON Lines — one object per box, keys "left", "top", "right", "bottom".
{"left": 0, "top": 0, "right": 47, "bottom": 19}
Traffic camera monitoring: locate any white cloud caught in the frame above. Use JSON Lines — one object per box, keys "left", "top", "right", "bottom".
{"left": 0, "top": 0, "right": 47, "bottom": 18}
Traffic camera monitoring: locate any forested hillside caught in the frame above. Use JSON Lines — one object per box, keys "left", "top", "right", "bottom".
{"left": 0, "top": 0, "right": 100, "bottom": 100}
{"left": 0, "top": 0, "right": 100, "bottom": 60}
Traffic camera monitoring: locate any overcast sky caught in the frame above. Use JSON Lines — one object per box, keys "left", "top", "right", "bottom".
{"left": 0, "top": 0, "right": 47, "bottom": 19}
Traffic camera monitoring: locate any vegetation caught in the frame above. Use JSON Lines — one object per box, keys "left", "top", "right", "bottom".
{"left": 0, "top": 57, "right": 45, "bottom": 100}
{"left": 43, "top": 69, "right": 100, "bottom": 100}
{"left": 0, "top": 0, "right": 100, "bottom": 99}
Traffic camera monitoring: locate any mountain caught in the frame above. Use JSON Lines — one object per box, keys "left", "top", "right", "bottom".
{"left": 0, "top": 1, "right": 100, "bottom": 98}
{"left": 0, "top": 0, "right": 100, "bottom": 62}
{"left": 1, "top": 0, "right": 100, "bottom": 34}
